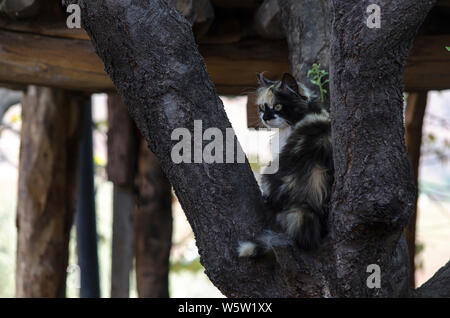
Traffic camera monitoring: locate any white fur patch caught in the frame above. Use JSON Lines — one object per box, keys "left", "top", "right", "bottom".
{"left": 262, "top": 116, "right": 288, "bottom": 129}
{"left": 269, "top": 126, "right": 292, "bottom": 158}
{"left": 238, "top": 241, "right": 257, "bottom": 257}
{"left": 307, "top": 165, "right": 328, "bottom": 207}
{"left": 277, "top": 210, "right": 304, "bottom": 238}
{"left": 256, "top": 86, "right": 275, "bottom": 107}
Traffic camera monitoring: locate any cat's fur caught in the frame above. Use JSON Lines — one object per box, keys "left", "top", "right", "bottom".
{"left": 238, "top": 73, "right": 333, "bottom": 257}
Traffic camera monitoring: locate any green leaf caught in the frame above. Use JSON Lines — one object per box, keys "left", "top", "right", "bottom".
{"left": 446, "top": 46, "right": 450, "bottom": 51}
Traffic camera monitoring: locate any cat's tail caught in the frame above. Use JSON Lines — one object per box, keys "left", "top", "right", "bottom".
{"left": 238, "top": 230, "right": 292, "bottom": 258}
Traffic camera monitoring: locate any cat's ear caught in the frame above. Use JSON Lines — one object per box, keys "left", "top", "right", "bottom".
{"left": 257, "top": 73, "right": 275, "bottom": 87}
{"left": 280, "top": 73, "right": 299, "bottom": 95}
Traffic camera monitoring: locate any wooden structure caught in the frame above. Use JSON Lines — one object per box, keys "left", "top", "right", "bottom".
{"left": 0, "top": 1, "right": 449, "bottom": 95}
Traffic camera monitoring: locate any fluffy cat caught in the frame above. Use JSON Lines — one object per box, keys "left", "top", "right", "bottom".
{"left": 239, "top": 73, "right": 333, "bottom": 257}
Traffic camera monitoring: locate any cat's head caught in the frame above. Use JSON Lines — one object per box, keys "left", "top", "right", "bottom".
{"left": 256, "top": 73, "right": 316, "bottom": 128}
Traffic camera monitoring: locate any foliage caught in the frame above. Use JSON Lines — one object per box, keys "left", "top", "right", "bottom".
{"left": 307, "top": 63, "right": 329, "bottom": 103}
{"left": 170, "top": 258, "right": 203, "bottom": 273}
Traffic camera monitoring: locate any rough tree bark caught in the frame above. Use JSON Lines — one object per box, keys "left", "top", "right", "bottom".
{"left": 327, "top": 0, "right": 434, "bottom": 297}
{"left": 134, "top": 138, "right": 172, "bottom": 298}
{"left": 16, "top": 86, "right": 81, "bottom": 297}
{"left": 278, "top": 0, "right": 330, "bottom": 102}
{"left": 404, "top": 92, "right": 428, "bottom": 288}
{"left": 63, "top": 0, "right": 449, "bottom": 297}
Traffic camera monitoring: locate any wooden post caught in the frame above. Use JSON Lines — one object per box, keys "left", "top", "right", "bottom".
{"left": 134, "top": 138, "right": 173, "bottom": 298}
{"left": 107, "top": 94, "right": 172, "bottom": 298}
{"left": 107, "top": 94, "right": 137, "bottom": 298}
{"left": 404, "top": 91, "right": 428, "bottom": 288}
{"left": 76, "top": 97, "right": 100, "bottom": 298}
{"left": 16, "top": 86, "right": 81, "bottom": 297}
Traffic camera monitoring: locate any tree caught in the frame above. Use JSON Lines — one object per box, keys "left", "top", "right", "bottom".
{"left": 62, "top": 0, "right": 450, "bottom": 297}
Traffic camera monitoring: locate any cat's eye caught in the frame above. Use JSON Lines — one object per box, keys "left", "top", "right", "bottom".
{"left": 274, "top": 104, "right": 283, "bottom": 111}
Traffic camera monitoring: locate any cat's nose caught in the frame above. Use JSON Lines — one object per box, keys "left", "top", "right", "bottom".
{"left": 263, "top": 112, "right": 274, "bottom": 121}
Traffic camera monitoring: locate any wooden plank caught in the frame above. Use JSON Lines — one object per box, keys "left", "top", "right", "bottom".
{"left": 0, "top": 26, "right": 449, "bottom": 94}
{"left": 0, "top": 20, "right": 90, "bottom": 40}
{"left": 0, "top": 28, "right": 289, "bottom": 94}
{"left": 200, "top": 40, "right": 289, "bottom": 95}
{"left": 405, "top": 35, "right": 450, "bottom": 91}
{"left": 0, "top": 29, "right": 112, "bottom": 92}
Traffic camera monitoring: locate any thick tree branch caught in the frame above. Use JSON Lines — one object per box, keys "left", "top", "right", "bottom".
{"left": 329, "top": 0, "right": 435, "bottom": 296}
{"left": 62, "top": 0, "right": 299, "bottom": 297}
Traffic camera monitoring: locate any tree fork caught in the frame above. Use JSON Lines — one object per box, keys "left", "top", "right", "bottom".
{"left": 62, "top": 0, "right": 449, "bottom": 297}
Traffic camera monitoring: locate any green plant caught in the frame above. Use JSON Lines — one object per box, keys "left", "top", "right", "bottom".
{"left": 446, "top": 46, "right": 450, "bottom": 51}
{"left": 307, "top": 63, "right": 329, "bottom": 103}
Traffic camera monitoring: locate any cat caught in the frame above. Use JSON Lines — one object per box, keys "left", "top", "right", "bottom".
{"left": 238, "top": 73, "right": 333, "bottom": 257}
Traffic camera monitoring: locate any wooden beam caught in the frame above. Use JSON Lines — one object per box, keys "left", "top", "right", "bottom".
{"left": 405, "top": 35, "right": 450, "bottom": 91}
{"left": 0, "top": 25, "right": 449, "bottom": 94}
{"left": 0, "top": 0, "right": 41, "bottom": 19}
{"left": 0, "top": 29, "right": 112, "bottom": 92}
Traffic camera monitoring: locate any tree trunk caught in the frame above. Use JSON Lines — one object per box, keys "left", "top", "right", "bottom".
{"left": 404, "top": 92, "right": 428, "bottom": 288}
{"left": 107, "top": 94, "right": 137, "bottom": 298}
{"left": 16, "top": 86, "right": 81, "bottom": 297}
{"left": 278, "top": 0, "right": 330, "bottom": 102}
{"left": 134, "top": 138, "right": 173, "bottom": 298}
{"left": 328, "top": 1, "right": 435, "bottom": 297}
{"left": 63, "top": 0, "right": 450, "bottom": 297}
